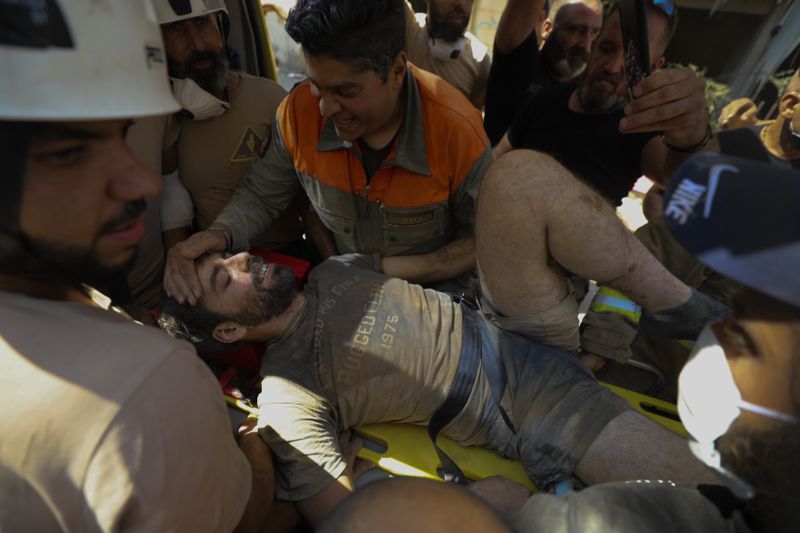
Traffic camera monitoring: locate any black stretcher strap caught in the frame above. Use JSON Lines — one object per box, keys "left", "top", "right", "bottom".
{"left": 427, "top": 305, "right": 512, "bottom": 485}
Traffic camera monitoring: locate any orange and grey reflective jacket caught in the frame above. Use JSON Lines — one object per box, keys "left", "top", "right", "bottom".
{"left": 216, "top": 64, "right": 491, "bottom": 257}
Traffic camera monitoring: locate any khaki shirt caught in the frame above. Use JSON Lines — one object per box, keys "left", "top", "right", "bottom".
{"left": 0, "top": 290, "right": 250, "bottom": 531}
{"left": 178, "top": 72, "right": 304, "bottom": 249}
{"left": 404, "top": 2, "right": 491, "bottom": 108}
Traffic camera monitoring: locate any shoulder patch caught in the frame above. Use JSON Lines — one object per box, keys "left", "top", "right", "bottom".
{"left": 231, "top": 126, "right": 266, "bottom": 163}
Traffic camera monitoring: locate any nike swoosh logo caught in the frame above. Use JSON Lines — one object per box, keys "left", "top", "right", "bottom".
{"left": 704, "top": 163, "right": 739, "bottom": 219}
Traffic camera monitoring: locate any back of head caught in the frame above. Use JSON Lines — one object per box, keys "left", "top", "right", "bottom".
{"left": 0, "top": 0, "right": 178, "bottom": 275}
{"left": 318, "top": 478, "right": 511, "bottom": 533}
{"left": 158, "top": 296, "right": 242, "bottom": 354}
{"left": 284, "top": 0, "right": 405, "bottom": 80}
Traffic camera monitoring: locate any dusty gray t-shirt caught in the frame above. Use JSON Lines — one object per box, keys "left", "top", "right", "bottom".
{"left": 257, "top": 257, "right": 627, "bottom": 501}
{"left": 256, "top": 256, "right": 499, "bottom": 500}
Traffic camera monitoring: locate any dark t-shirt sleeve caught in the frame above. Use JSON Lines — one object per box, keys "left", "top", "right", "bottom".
{"left": 484, "top": 30, "right": 545, "bottom": 146}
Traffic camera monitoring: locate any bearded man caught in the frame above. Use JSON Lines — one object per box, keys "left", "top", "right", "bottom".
{"left": 155, "top": 0, "right": 320, "bottom": 273}
{"left": 493, "top": 0, "right": 710, "bottom": 207}
{"left": 483, "top": 0, "right": 603, "bottom": 145}
{"left": 404, "top": 0, "right": 491, "bottom": 108}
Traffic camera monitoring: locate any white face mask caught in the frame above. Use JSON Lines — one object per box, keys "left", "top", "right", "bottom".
{"left": 678, "top": 325, "right": 800, "bottom": 498}
{"left": 170, "top": 77, "right": 230, "bottom": 121}
{"left": 427, "top": 36, "right": 467, "bottom": 61}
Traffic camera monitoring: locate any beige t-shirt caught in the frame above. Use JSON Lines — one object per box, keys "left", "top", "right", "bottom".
{"left": 178, "top": 72, "right": 304, "bottom": 249}
{"left": 256, "top": 257, "right": 495, "bottom": 501}
{"left": 404, "top": 2, "right": 491, "bottom": 108}
{"left": 0, "top": 290, "right": 250, "bottom": 531}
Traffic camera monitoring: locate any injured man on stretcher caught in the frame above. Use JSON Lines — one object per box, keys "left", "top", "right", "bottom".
{"left": 158, "top": 150, "right": 727, "bottom": 527}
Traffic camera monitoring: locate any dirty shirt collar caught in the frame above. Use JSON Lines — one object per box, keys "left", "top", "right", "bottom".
{"left": 315, "top": 67, "right": 431, "bottom": 177}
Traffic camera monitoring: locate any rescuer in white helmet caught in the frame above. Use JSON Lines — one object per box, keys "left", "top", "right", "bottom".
{"left": 152, "top": 0, "right": 315, "bottom": 276}
{"left": 0, "top": 1, "right": 273, "bottom": 529}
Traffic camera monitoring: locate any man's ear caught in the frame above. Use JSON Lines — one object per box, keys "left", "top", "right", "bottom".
{"left": 652, "top": 56, "right": 666, "bottom": 71}
{"left": 779, "top": 91, "right": 800, "bottom": 119}
{"left": 212, "top": 321, "right": 248, "bottom": 344}
{"left": 542, "top": 18, "right": 553, "bottom": 41}
{"left": 390, "top": 51, "right": 408, "bottom": 89}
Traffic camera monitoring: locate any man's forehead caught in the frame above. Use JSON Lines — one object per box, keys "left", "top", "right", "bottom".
{"left": 305, "top": 54, "right": 376, "bottom": 88}
{"left": 595, "top": 10, "right": 621, "bottom": 40}
{"left": 556, "top": 1, "right": 602, "bottom": 21}
{"left": 197, "top": 252, "right": 224, "bottom": 281}
{"left": 735, "top": 288, "right": 800, "bottom": 323}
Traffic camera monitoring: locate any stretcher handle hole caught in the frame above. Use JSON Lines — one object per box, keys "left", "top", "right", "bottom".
{"left": 358, "top": 435, "right": 388, "bottom": 454}
{"left": 640, "top": 402, "right": 680, "bottom": 422}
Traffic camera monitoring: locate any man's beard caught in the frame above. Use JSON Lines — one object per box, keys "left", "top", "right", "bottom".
{"left": 717, "top": 417, "right": 800, "bottom": 529}
{"left": 168, "top": 48, "right": 229, "bottom": 97}
{"left": 18, "top": 199, "right": 146, "bottom": 293}
{"left": 576, "top": 73, "right": 628, "bottom": 113}
{"left": 428, "top": 3, "right": 470, "bottom": 42}
{"left": 231, "top": 256, "right": 296, "bottom": 326}
{"left": 542, "top": 30, "right": 589, "bottom": 80}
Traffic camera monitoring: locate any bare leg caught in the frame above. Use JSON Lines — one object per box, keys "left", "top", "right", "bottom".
{"left": 575, "top": 411, "right": 718, "bottom": 484}
{"left": 476, "top": 150, "right": 692, "bottom": 317}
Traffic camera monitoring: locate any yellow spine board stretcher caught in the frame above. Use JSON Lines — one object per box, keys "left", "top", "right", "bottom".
{"left": 226, "top": 382, "right": 684, "bottom": 493}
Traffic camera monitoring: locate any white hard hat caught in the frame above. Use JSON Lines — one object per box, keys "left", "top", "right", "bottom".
{"left": 153, "top": 0, "right": 228, "bottom": 25}
{"left": 0, "top": 0, "right": 179, "bottom": 121}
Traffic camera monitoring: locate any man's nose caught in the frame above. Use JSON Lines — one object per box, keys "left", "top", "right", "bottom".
{"left": 224, "top": 251, "right": 251, "bottom": 271}
{"left": 606, "top": 51, "right": 625, "bottom": 74}
{"left": 185, "top": 23, "right": 206, "bottom": 52}
{"left": 579, "top": 32, "right": 592, "bottom": 52}
{"left": 109, "top": 143, "right": 161, "bottom": 202}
